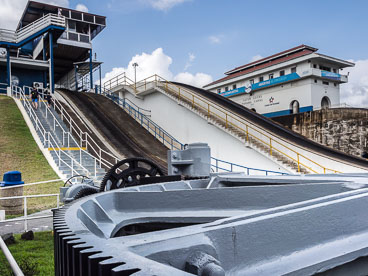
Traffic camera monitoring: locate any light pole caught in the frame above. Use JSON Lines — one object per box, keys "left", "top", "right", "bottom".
{"left": 132, "top": 62, "right": 138, "bottom": 89}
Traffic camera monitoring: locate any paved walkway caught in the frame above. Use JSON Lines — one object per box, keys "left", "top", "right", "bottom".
{"left": 0, "top": 209, "right": 53, "bottom": 235}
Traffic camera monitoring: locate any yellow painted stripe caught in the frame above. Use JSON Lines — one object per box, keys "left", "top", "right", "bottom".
{"left": 48, "top": 147, "right": 86, "bottom": 151}
{"left": 21, "top": 99, "right": 48, "bottom": 102}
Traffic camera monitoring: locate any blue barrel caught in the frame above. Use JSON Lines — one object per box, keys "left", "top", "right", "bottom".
{"left": 0, "top": 171, "right": 25, "bottom": 187}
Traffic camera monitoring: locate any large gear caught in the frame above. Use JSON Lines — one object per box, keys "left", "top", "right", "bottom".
{"left": 99, "top": 157, "right": 164, "bottom": 192}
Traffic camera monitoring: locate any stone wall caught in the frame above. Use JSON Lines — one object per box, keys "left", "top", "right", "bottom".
{"left": 273, "top": 108, "right": 368, "bottom": 158}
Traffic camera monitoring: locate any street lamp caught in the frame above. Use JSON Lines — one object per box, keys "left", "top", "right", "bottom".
{"left": 132, "top": 62, "right": 138, "bottom": 89}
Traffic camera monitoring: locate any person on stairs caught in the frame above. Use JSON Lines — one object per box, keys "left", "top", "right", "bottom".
{"left": 30, "top": 86, "right": 39, "bottom": 110}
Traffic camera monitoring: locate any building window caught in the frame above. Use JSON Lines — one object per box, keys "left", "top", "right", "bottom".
{"left": 269, "top": 73, "right": 274, "bottom": 79}
{"left": 225, "top": 86, "right": 229, "bottom": 91}
{"left": 333, "top": 68, "right": 337, "bottom": 73}
{"left": 217, "top": 88, "right": 221, "bottom": 93}
{"left": 314, "top": 79, "right": 318, "bottom": 83}
{"left": 249, "top": 79, "right": 254, "bottom": 84}
{"left": 313, "top": 64, "right": 317, "bottom": 68}
{"left": 232, "top": 84, "right": 237, "bottom": 90}
{"left": 323, "top": 81, "right": 329, "bottom": 85}
{"left": 291, "top": 67, "right": 296, "bottom": 73}
{"left": 320, "top": 65, "right": 331, "bottom": 72}
{"left": 279, "top": 70, "right": 285, "bottom": 76}
{"left": 259, "top": 76, "right": 264, "bottom": 82}
{"left": 68, "top": 20, "right": 76, "bottom": 32}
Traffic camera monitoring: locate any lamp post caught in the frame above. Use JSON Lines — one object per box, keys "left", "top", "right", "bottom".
{"left": 132, "top": 62, "right": 138, "bottom": 89}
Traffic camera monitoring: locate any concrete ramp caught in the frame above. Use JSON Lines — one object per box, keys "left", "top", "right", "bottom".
{"left": 57, "top": 89, "right": 168, "bottom": 171}
{"left": 107, "top": 74, "right": 368, "bottom": 174}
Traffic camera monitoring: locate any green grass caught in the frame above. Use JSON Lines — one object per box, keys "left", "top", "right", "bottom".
{"left": 0, "top": 96, "right": 64, "bottom": 212}
{"left": 0, "top": 231, "right": 54, "bottom": 276}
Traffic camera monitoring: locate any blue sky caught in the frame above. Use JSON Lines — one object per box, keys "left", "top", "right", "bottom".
{"left": 1, "top": 0, "right": 368, "bottom": 105}
{"left": 71, "top": 0, "right": 368, "bottom": 81}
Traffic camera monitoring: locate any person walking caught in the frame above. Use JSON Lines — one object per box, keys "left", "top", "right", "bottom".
{"left": 44, "top": 90, "right": 52, "bottom": 108}
{"left": 30, "top": 86, "right": 39, "bottom": 110}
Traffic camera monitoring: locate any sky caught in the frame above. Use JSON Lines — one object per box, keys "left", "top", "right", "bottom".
{"left": 1, "top": 0, "right": 368, "bottom": 106}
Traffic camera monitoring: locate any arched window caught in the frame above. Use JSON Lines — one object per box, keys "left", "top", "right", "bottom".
{"left": 290, "top": 100, "right": 299, "bottom": 114}
{"left": 251, "top": 108, "right": 256, "bottom": 112}
{"left": 321, "top": 96, "right": 331, "bottom": 109}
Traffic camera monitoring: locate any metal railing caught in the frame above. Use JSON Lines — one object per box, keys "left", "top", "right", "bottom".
{"left": 101, "top": 88, "right": 183, "bottom": 150}
{"left": 0, "top": 236, "right": 24, "bottom": 276}
{"left": 103, "top": 73, "right": 343, "bottom": 174}
{"left": 211, "top": 157, "right": 287, "bottom": 175}
{"left": 23, "top": 85, "right": 118, "bottom": 171}
{"left": 0, "top": 82, "right": 7, "bottom": 94}
{"left": 0, "top": 13, "right": 65, "bottom": 44}
{"left": 100, "top": 87, "right": 287, "bottom": 175}
{"left": 12, "top": 86, "right": 98, "bottom": 178}
{"left": 0, "top": 193, "right": 59, "bottom": 232}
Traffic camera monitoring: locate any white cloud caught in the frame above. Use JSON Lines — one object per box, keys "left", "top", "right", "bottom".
{"left": 340, "top": 59, "right": 368, "bottom": 107}
{"left": 184, "top": 52, "right": 195, "bottom": 70}
{"left": 142, "top": 0, "right": 191, "bottom": 11}
{"left": 174, "top": 72, "right": 213, "bottom": 88}
{"left": 101, "top": 48, "right": 212, "bottom": 89}
{"left": 75, "top": 3, "right": 88, "bottom": 12}
{"left": 208, "top": 35, "right": 222, "bottom": 44}
{"left": 250, "top": 55, "right": 263, "bottom": 62}
{"left": 0, "top": 0, "right": 69, "bottom": 30}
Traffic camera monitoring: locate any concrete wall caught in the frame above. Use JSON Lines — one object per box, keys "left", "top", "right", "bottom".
{"left": 118, "top": 89, "right": 289, "bottom": 173}
{"left": 273, "top": 108, "right": 368, "bottom": 158}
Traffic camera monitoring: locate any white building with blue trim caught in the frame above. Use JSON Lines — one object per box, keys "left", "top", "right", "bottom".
{"left": 204, "top": 45, "right": 354, "bottom": 117}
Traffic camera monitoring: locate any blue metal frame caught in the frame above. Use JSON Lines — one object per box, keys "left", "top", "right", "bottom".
{"left": 89, "top": 49, "right": 93, "bottom": 90}
{"left": 6, "top": 47, "right": 10, "bottom": 87}
{"left": 49, "top": 32, "right": 54, "bottom": 93}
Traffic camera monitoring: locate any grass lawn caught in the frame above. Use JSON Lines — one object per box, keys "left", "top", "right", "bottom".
{"left": 0, "top": 96, "right": 64, "bottom": 212}
{"left": 0, "top": 231, "right": 54, "bottom": 275}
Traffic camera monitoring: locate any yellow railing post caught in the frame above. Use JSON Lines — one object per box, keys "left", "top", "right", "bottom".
{"left": 178, "top": 88, "right": 181, "bottom": 101}
{"left": 270, "top": 137, "right": 272, "bottom": 156}
{"left": 297, "top": 154, "right": 300, "bottom": 172}
{"left": 208, "top": 104, "right": 210, "bottom": 118}
{"left": 246, "top": 125, "right": 249, "bottom": 142}
{"left": 324, "top": 168, "right": 326, "bottom": 174}
{"left": 192, "top": 95, "right": 194, "bottom": 109}
{"left": 225, "top": 114, "right": 228, "bottom": 129}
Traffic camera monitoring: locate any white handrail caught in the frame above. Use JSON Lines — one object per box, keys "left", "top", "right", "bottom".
{"left": 12, "top": 86, "right": 93, "bottom": 178}
{"left": 23, "top": 85, "right": 118, "bottom": 171}
{"left": 0, "top": 14, "right": 65, "bottom": 44}
{"left": 0, "top": 236, "right": 24, "bottom": 276}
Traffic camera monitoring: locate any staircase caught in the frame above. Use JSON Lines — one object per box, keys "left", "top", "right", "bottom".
{"left": 12, "top": 86, "right": 106, "bottom": 184}
{"left": 104, "top": 74, "right": 348, "bottom": 174}
{"left": 156, "top": 84, "right": 309, "bottom": 174}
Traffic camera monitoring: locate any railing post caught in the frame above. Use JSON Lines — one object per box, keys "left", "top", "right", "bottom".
{"left": 225, "top": 114, "right": 228, "bottom": 129}
{"left": 192, "top": 95, "right": 194, "bottom": 109}
{"left": 216, "top": 159, "right": 218, "bottom": 172}
{"left": 246, "top": 125, "right": 249, "bottom": 142}
{"left": 207, "top": 104, "right": 210, "bottom": 118}
{"left": 57, "top": 194, "right": 60, "bottom": 209}
{"left": 270, "top": 137, "right": 272, "bottom": 156}
{"left": 24, "top": 197, "right": 27, "bottom": 232}
{"left": 297, "top": 154, "right": 300, "bottom": 172}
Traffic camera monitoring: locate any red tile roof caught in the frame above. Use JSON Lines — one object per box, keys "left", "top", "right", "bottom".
{"left": 204, "top": 48, "right": 315, "bottom": 87}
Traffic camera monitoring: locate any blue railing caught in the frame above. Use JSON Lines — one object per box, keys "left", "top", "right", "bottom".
{"left": 0, "top": 83, "right": 7, "bottom": 94}
{"left": 101, "top": 89, "right": 184, "bottom": 151}
{"left": 100, "top": 88, "right": 287, "bottom": 176}
{"left": 211, "top": 157, "right": 288, "bottom": 176}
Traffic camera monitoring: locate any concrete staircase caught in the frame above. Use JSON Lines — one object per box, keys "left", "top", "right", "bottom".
{"left": 155, "top": 85, "right": 309, "bottom": 174}
{"left": 21, "top": 97, "right": 106, "bottom": 183}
